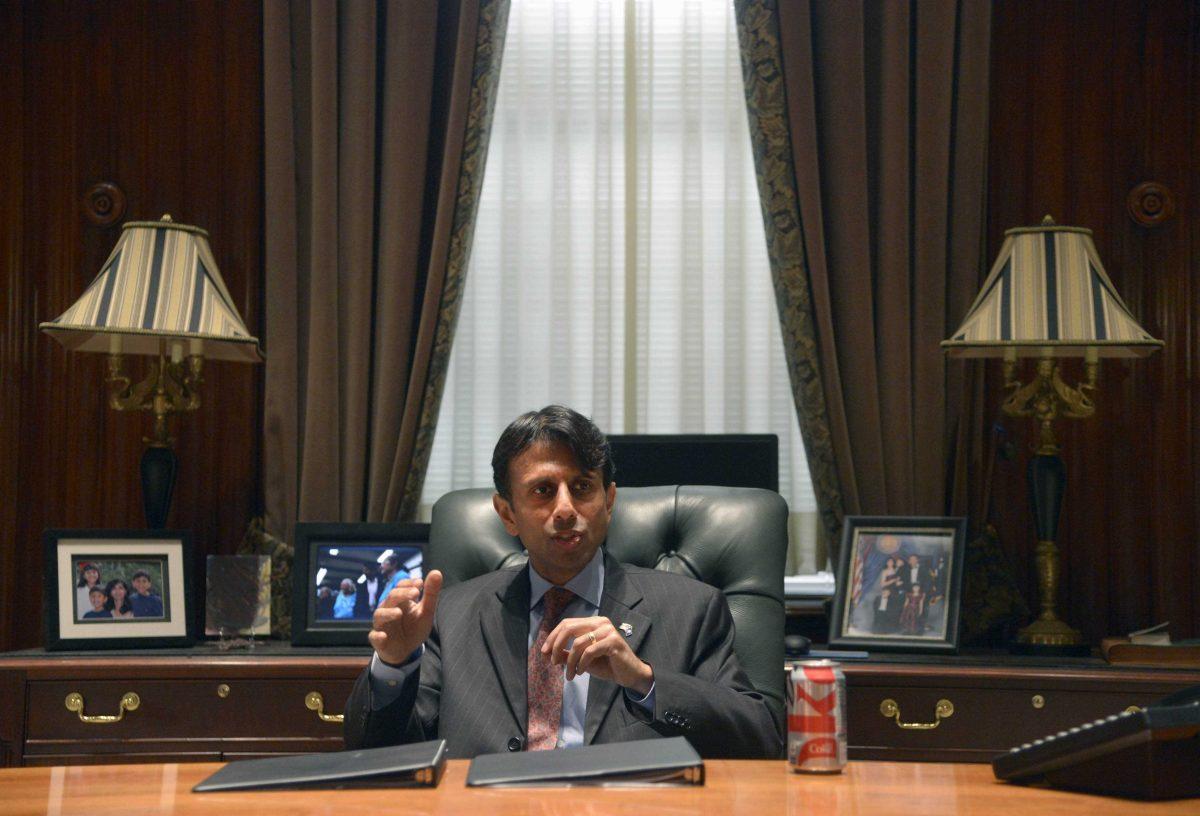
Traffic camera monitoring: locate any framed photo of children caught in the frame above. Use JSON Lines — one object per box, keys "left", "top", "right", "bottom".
{"left": 43, "top": 529, "right": 195, "bottom": 650}
{"left": 828, "top": 516, "right": 967, "bottom": 654}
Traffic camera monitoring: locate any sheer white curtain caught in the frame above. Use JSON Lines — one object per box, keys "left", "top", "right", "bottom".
{"left": 421, "top": 0, "right": 821, "bottom": 573}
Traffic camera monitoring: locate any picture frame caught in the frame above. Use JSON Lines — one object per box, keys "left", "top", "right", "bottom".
{"left": 291, "top": 522, "right": 429, "bottom": 647}
{"left": 828, "top": 516, "right": 967, "bottom": 654}
{"left": 43, "top": 529, "right": 195, "bottom": 651}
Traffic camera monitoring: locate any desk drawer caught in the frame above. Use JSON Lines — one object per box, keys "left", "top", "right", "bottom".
{"left": 847, "top": 681, "right": 1162, "bottom": 762}
{"left": 27, "top": 679, "right": 353, "bottom": 742}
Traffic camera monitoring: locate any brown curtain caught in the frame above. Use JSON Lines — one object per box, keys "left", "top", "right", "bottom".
{"left": 737, "top": 0, "right": 992, "bottom": 565}
{"left": 263, "top": 0, "right": 510, "bottom": 541}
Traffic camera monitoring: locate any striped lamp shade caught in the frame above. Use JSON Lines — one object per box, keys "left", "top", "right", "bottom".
{"left": 942, "top": 219, "right": 1161, "bottom": 359}
{"left": 40, "top": 217, "right": 262, "bottom": 363}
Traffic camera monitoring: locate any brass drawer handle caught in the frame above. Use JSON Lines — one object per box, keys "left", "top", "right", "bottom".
{"left": 64, "top": 692, "right": 140, "bottom": 724}
{"left": 305, "top": 691, "right": 344, "bottom": 723}
{"left": 880, "top": 698, "right": 954, "bottom": 730}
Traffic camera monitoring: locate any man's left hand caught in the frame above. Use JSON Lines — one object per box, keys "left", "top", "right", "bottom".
{"left": 542, "top": 616, "right": 653, "bottom": 696}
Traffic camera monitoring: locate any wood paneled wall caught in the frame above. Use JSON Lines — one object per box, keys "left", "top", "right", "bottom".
{"left": 985, "top": 0, "right": 1199, "bottom": 641}
{"left": 0, "top": 1, "right": 263, "bottom": 651}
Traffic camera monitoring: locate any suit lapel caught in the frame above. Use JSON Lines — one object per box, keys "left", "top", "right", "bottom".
{"left": 479, "top": 567, "right": 531, "bottom": 735}
{"left": 585, "top": 555, "right": 651, "bottom": 743}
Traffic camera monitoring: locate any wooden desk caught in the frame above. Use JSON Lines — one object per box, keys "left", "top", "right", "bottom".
{"left": 3, "top": 647, "right": 1198, "bottom": 766}
{"left": 2, "top": 759, "right": 1195, "bottom": 815}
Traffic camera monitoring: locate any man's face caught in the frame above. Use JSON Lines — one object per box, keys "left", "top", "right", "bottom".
{"left": 132, "top": 575, "right": 151, "bottom": 596}
{"left": 493, "top": 441, "right": 615, "bottom": 586}
{"left": 908, "top": 555, "right": 919, "bottom": 568}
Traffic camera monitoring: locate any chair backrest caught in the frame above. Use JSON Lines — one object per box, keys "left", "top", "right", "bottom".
{"left": 428, "top": 485, "right": 787, "bottom": 709}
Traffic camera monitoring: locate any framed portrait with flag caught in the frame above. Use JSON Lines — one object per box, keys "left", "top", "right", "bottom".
{"left": 828, "top": 516, "right": 967, "bottom": 654}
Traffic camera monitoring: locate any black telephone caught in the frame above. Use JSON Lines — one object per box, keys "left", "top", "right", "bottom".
{"left": 992, "top": 685, "right": 1200, "bottom": 800}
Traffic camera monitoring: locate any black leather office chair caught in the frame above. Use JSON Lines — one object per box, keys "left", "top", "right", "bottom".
{"left": 428, "top": 485, "right": 788, "bottom": 715}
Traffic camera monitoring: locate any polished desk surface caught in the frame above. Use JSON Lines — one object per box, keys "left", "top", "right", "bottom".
{"left": 3, "top": 759, "right": 1196, "bottom": 815}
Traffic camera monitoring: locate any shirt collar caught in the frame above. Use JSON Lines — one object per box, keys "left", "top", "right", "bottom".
{"left": 529, "top": 547, "right": 605, "bottom": 611}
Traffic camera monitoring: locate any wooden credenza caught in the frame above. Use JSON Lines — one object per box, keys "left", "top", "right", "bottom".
{"left": 836, "top": 654, "right": 1200, "bottom": 763}
{"left": 0, "top": 644, "right": 367, "bottom": 767}
{"left": 1, "top": 646, "right": 1197, "bottom": 767}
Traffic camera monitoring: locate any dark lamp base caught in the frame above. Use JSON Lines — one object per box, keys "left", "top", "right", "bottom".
{"left": 141, "top": 444, "right": 178, "bottom": 529}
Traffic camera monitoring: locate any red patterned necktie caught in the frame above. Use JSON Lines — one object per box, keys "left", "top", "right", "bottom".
{"left": 526, "top": 586, "right": 575, "bottom": 750}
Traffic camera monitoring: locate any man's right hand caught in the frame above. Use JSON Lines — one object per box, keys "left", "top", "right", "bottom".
{"left": 369, "top": 570, "right": 443, "bottom": 665}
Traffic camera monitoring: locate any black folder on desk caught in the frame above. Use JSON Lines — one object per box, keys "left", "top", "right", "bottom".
{"left": 193, "top": 739, "right": 447, "bottom": 792}
{"left": 466, "top": 737, "right": 704, "bottom": 787}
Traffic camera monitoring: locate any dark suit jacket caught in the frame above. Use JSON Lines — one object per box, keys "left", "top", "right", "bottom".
{"left": 343, "top": 553, "right": 783, "bottom": 759}
{"left": 899, "top": 563, "right": 933, "bottom": 593}
{"left": 353, "top": 577, "right": 381, "bottom": 619}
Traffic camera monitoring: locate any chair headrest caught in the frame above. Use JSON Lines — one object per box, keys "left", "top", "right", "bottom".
{"left": 429, "top": 485, "right": 786, "bottom": 602}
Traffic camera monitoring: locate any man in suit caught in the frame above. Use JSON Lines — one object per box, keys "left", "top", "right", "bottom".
{"left": 343, "top": 405, "right": 782, "bottom": 759}
{"left": 872, "top": 586, "right": 902, "bottom": 634}
{"left": 898, "top": 554, "right": 932, "bottom": 594}
{"left": 353, "top": 562, "right": 383, "bottom": 619}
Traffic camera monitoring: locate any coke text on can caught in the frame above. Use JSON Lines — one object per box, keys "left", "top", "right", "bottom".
{"left": 787, "top": 659, "right": 847, "bottom": 772}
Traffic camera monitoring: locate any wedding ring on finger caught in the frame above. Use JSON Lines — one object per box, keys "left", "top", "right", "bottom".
{"left": 588, "top": 631, "right": 597, "bottom": 645}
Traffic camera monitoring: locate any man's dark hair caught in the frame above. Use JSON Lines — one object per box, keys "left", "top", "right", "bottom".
{"left": 131, "top": 570, "right": 151, "bottom": 582}
{"left": 492, "top": 405, "right": 614, "bottom": 500}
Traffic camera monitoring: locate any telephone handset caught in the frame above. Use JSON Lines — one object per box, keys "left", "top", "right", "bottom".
{"left": 992, "top": 684, "right": 1200, "bottom": 800}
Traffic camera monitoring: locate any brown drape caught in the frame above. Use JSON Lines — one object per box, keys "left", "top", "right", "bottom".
{"left": 737, "top": 0, "right": 992, "bottom": 565}
{"left": 263, "top": 0, "right": 509, "bottom": 541}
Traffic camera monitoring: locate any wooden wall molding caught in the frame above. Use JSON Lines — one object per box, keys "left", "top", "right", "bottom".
{"left": 1126, "top": 181, "right": 1176, "bottom": 228}
{"left": 82, "top": 181, "right": 126, "bottom": 226}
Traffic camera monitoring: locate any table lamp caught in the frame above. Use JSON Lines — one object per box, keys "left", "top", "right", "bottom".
{"left": 41, "top": 215, "right": 263, "bottom": 528}
{"left": 942, "top": 216, "right": 1161, "bottom": 647}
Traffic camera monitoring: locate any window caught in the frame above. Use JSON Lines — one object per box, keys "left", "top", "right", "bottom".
{"left": 422, "top": 0, "right": 821, "bottom": 573}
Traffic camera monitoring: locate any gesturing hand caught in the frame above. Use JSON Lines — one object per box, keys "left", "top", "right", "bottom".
{"left": 369, "top": 570, "right": 443, "bottom": 665}
{"left": 542, "top": 616, "right": 653, "bottom": 696}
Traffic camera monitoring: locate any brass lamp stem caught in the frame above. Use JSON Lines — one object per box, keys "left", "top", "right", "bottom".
{"left": 1002, "top": 357, "right": 1096, "bottom": 454}
{"left": 105, "top": 340, "right": 205, "bottom": 528}
{"left": 106, "top": 341, "right": 205, "bottom": 447}
{"left": 1001, "top": 355, "right": 1099, "bottom": 647}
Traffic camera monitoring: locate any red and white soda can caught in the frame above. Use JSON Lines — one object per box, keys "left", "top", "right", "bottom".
{"left": 787, "top": 659, "right": 847, "bottom": 773}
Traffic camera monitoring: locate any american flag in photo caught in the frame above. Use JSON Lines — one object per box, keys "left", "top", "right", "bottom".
{"left": 849, "top": 542, "right": 868, "bottom": 607}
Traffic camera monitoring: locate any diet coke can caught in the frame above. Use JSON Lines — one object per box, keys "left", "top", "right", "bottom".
{"left": 787, "top": 659, "right": 847, "bottom": 772}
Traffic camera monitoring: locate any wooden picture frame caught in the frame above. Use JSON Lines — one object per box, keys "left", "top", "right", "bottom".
{"left": 291, "top": 522, "right": 429, "bottom": 647}
{"left": 43, "top": 529, "right": 195, "bottom": 650}
{"left": 828, "top": 516, "right": 967, "bottom": 654}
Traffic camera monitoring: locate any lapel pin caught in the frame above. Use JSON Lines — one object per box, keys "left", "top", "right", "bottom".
{"left": 619, "top": 622, "right": 633, "bottom": 637}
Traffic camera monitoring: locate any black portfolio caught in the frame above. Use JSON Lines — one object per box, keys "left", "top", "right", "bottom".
{"left": 193, "top": 739, "right": 448, "bottom": 792}
{"left": 466, "top": 737, "right": 704, "bottom": 787}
